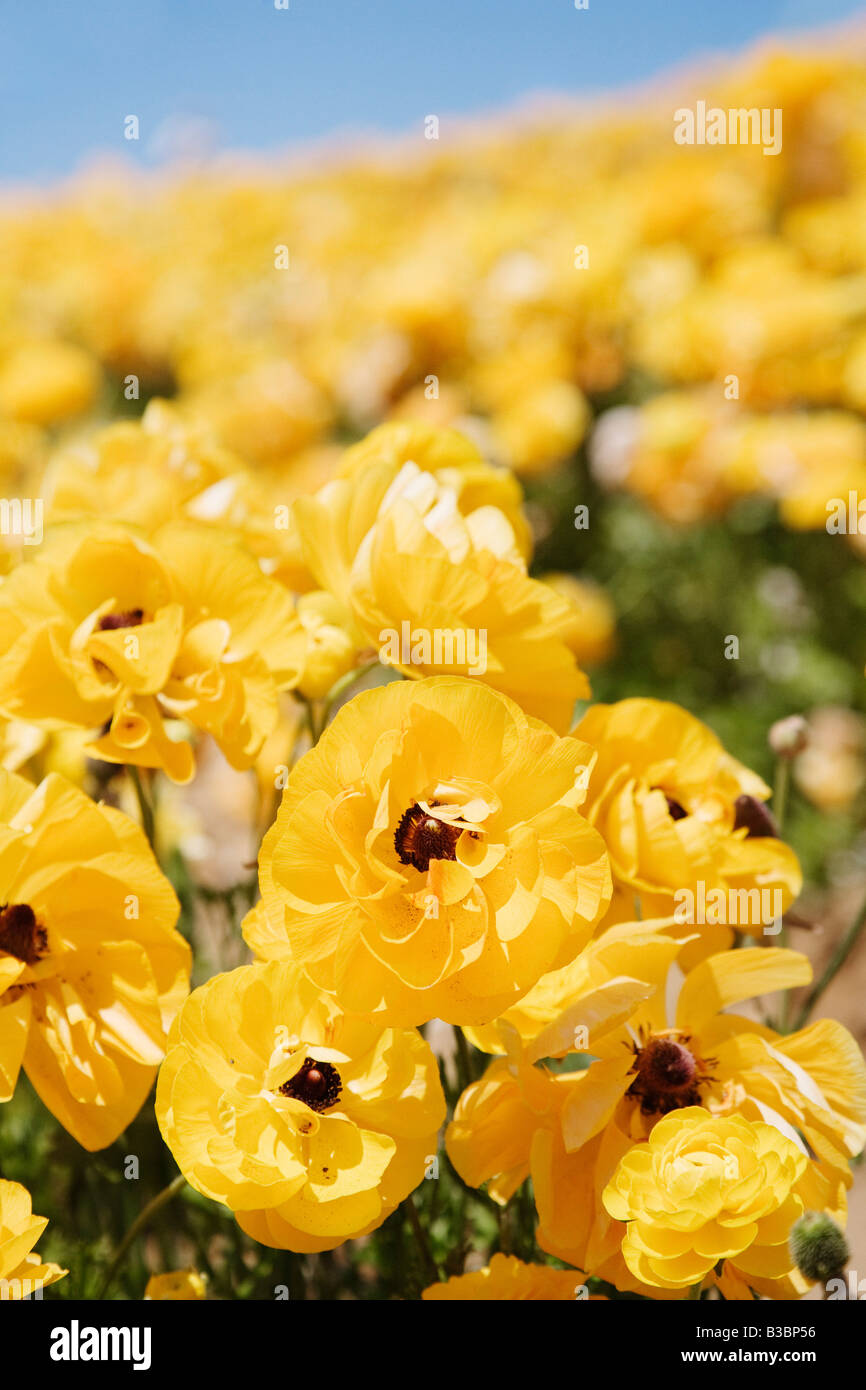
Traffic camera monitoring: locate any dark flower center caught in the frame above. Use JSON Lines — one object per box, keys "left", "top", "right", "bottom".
{"left": 626, "top": 1034, "right": 714, "bottom": 1115}
{"left": 652, "top": 787, "right": 687, "bottom": 820}
{"left": 0, "top": 903, "right": 47, "bottom": 966}
{"left": 98, "top": 608, "right": 144, "bottom": 631}
{"left": 733, "top": 793, "right": 779, "bottom": 839}
{"left": 394, "top": 804, "right": 460, "bottom": 872}
{"left": 279, "top": 1057, "right": 342, "bottom": 1113}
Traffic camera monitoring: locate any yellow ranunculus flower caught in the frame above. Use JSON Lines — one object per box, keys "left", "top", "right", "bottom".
{"left": 490, "top": 379, "right": 589, "bottom": 478}
{"left": 0, "top": 716, "right": 45, "bottom": 773}
{"left": 422, "top": 1252, "right": 592, "bottom": 1300}
{"left": 481, "top": 934, "right": 863, "bottom": 1183}
{"left": 246, "top": 676, "right": 611, "bottom": 1025}
{"left": 0, "top": 340, "right": 99, "bottom": 426}
{"left": 446, "top": 1028, "right": 576, "bottom": 1204}
{"left": 589, "top": 392, "right": 736, "bottom": 525}
{"left": 0, "top": 521, "right": 305, "bottom": 783}
{"left": 44, "top": 399, "right": 252, "bottom": 534}
{"left": 155, "top": 960, "right": 445, "bottom": 1252}
{"left": 339, "top": 421, "right": 532, "bottom": 558}
{"left": 576, "top": 698, "right": 802, "bottom": 942}
{"left": 0, "top": 1179, "right": 67, "bottom": 1298}
{"left": 288, "top": 424, "right": 590, "bottom": 731}
{"left": 294, "top": 591, "right": 359, "bottom": 701}
{"left": 453, "top": 927, "right": 862, "bottom": 1297}
{"left": 182, "top": 358, "right": 330, "bottom": 467}
{"left": 602, "top": 1108, "right": 808, "bottom": 1292}
{"left": 0, "top": 767, "right": 190, "bottom": 1148}
{"left": 541, "top": 573, "right": 616, "bottom": 667}
{"left": 348, "top": 489, "right": 588, "bottom": 732}
{"left": 144, "top": 1269, "right": 207, "bottom": 1300}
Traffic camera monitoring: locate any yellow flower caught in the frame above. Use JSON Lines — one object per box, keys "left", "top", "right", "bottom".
{"left": 0, "top": 521, "right": 305, "bottom": 783}
{"left": 339, "top": 421, "right": 531, "bottom": 557}
{"left": 490, "top": 379, "right": 589, "bottom": 478}
{"left": 0, "top": 1179, "right": 67, "bottom": 1298}
{"left": 246, "top": 676, "right": 611, "bottom": 1025}
{"left": 348, "top": 491, "right": 588, "bottom": 731}
{"left": 522, "top": 933, "right": 863, "bottom": 1189}
{"left": 155, "top": 960, "right": 445, "bottom": 1251}
{"left": 0, "top": 716, "right": 45, "bottom": 773}
{"left": 0, "top": 340, "right": 98, "bottom": 426}
{"left": 144, "top": 1269, "right": 207, "bottom": 1300}
{"left": 422, "top": 1252, "right": 592, "bottom": 1300}
{"left": 453, "top": 928, "right": 863, "bottom": 1297}
{"left": 288, "top": 424, "right": 590, "bottom": 731}
{"left": 294, "top": 591, "right": 359, "bottom": 701}
{"left": 446, "top": 1027, "right": 574, "bottom": 1204}
{"left": 589, "top": 393, "right": 735, "bottom": 525}
{"left": 182, "top": 358, "right": 330, "bottom": 467}
{"left": 44, "top": 400, "right": 252, "bottom": 534}
{"left": 602, "top": 1108, "right": 808, "bottom": 1292}
{"left": 576, "top": 698, "right": 802, "bottom": 942}
{"left": 541, "top": 574, "right": 616, "bottom": 667}
{"left": 0, "top": 767, "right": 190, "bottom": 1148}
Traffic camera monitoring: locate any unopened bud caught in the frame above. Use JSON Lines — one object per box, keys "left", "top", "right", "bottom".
{"left": 789, "top": 1211, "right": 849, "bottom": 1283}
{"left": 769, "top": 715, "right": 809, "bottom": 758}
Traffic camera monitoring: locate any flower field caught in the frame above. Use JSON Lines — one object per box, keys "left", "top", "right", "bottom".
{"left": 1, "top": 34, "right": 866, "bottom": 1306}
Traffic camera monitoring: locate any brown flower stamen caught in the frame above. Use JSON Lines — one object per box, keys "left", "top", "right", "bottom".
{"left": 651, "top": 787, "right": 687, "bottom": 820}
{"left": 626, "top": 1032, "right": 715, "bottom": 1115}
{"left": 98, "top": 608, "right": 144, "bottom": 631}
{"left": 733, "top": 793, "right": 779, "bottom": 839}
{"left": 394, "top": 804, "right": 460, "bottom": 872}
{"left": 279, "top": 1057, "right": 342, "bottom": 1113}
{"left": 0, "top": 903, "right": 47, "bottom": 967}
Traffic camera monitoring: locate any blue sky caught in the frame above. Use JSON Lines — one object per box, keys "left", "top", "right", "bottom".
{"left": 2, "top": 0, "right": 864, "bottom": 182}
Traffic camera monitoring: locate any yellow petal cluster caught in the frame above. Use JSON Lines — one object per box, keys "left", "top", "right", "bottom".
{"left": 144, "top": 1269, "right": 207, "bottom": 1300}
{"left": 576, "top": 698, "right": 802, "bottom": 941}
{"left": 450, "top": 926, "right": 865, "bottom": 1298}
{"left": 156, "top": 960, "right": 445, "bottom": 1250}
{"left": 247, "top": 676, "right": 611, "bottom": 1025}
{"left": 0, "top": 767, "right": 190, "bottom": 1148}
{"left": 422, "top": 1252, "right": 591, "bottom": 1301}
{"left": 286, "top": 422, "right": 589, "bottom": 730}
{"left": 0, "top": 1179, "right": 67, "bottom": 1298}
{"left": 0, "top": 521, "right": 305, "bottom": 782}
{"left": 602, "top": 1108, "right": 806, "bottom": 1291}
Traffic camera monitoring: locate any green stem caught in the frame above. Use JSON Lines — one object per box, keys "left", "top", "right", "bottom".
{"left": 320, "top": 659, "right": 382, "bottom": 730}
{"left": 773, "top": 757, "right": 790, "bottom": 835}
{"left": 405, "top": 1191, "right": 440, "bottom": 1287}
{"left": 795, "top": 891, "right": 866, "bottom": 1031}
{"left": 773, "top": 756, "right": 791, "bottom": 1030}
{"left": 454, "top": 1025, "right": 473, "bottom": 1095}
{"left": 128, "top": 765, "right": 156, "bottom": 851}
{"left": 299, "top": 699, "right": 318, "bottom": 748}
{"left": 293, "top": 662, "right": 384, "bottom": 762}
{"left": 98, "top": 1174, "right": 186, "bottom": 1299}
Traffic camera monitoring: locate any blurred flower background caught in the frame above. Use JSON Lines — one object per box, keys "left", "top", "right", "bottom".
{"left": 1, "top": 0, "right": 866, "bottom": 1297}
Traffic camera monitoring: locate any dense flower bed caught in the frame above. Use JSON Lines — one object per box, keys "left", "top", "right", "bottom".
{"left": 0, "top": 40, "right": 865, "bottom": 1301}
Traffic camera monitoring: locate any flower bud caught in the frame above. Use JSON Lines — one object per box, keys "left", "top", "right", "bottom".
{"left": 769, "top": 715, "right": 809, "bottom": 759}
{"left": 789, "top": 1211, "right": 849, "bottom": 1283}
